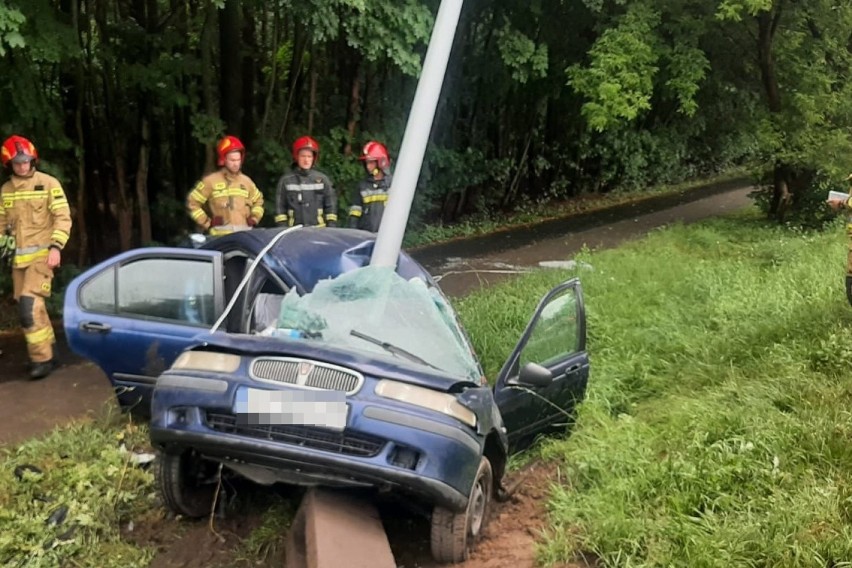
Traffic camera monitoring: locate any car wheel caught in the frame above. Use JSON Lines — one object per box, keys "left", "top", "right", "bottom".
{"left": 430, "top": 456, "right": 493, "bottom": 564}
{"left": 157, "top": 451, "right": 218, "bottom": 518}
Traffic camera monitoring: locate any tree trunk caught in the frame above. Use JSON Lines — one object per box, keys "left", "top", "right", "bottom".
{"left": 136, "top": 115, "right": 152, "bottom": 244}
{"left": 757, "top": 6, "right": 791, "bottom": 221}
{"left": 218, "top": 0, "right": 242, "bottom": 133}
{"left": 343, "top": 60, "right": 363, "bottom": 156}
{"left": 201, "top": 4, "right": 216, "bottom": 172}
{"left": 240, "top": 2, "right": 256, "bottom": 145}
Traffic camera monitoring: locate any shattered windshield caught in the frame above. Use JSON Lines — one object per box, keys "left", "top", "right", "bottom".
{"left": 261, "top": 266, "right": 481, "bottom": 381}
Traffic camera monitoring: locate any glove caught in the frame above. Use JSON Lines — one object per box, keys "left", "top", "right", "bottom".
{"left": 247, "top": 217, "right": 257, "bottom": 227}
{"left": 211, "top": 216, "right": 225, "bottom": 227}
{"left": 846, "top": 275, "right": 852, "bottom": 307}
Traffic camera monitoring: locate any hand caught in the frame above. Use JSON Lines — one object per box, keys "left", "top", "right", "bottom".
{"left": 247, "top": 217, "right": 257, "bottom": 227}
{"left": 47, "top": 247, "right": 61, "bottom": 269}
{"left": 827, "top": 198, "right": 847, "bottom": 210}
{"left": 211, "top": 216, "right": 225, "bottom": 227}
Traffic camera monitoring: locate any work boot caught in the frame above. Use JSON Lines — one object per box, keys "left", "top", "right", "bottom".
{"left": 29, "top": 359, "right": 58, "bottom": 380}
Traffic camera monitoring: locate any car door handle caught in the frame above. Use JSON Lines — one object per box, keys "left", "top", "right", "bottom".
{"left": 564, "top": 364, "right": 582, "bottom": 374}
{"left": 81, "top": 321, "right": 112, "bottom": 334}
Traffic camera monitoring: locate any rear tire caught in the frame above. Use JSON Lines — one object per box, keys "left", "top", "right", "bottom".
{"left": 430, "top": 457, "right": 493, "bottom": 563}
{"left": 157, "top": 451, "right": 218, "bottom": 518}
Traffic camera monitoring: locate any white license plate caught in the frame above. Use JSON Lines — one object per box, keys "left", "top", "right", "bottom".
{"left": 234, "top": 388, "right": 347, "bottom": 431}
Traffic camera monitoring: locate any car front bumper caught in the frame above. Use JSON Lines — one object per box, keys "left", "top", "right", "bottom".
{"left": 150, "top": 378, "right": 486, "bottom": 512}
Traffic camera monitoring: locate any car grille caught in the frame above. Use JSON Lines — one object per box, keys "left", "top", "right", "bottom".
{"left": 205, "top": 412, "right": 385, "bottom": 457}
{"left": 250, "top": 357, "right": 363, "bottom": 394}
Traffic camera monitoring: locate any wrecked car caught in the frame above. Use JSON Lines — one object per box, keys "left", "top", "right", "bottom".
{"left": 63, "top": 227, "right": 589, "bottom": 563}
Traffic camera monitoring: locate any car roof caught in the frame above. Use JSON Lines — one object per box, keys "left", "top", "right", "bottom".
{"left": 202, "top": 227, "right": 434, "bottom": 292}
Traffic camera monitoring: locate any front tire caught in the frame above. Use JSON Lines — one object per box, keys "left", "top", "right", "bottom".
{"left": 430, "top": 457, "right": 493, "bottom": 563}
{"left": 157, "top": 451, "right": 218, "bottom": 518}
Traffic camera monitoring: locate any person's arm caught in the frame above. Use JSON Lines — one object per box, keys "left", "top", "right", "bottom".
{"left": 323, "top": 175, "right": 338, "bottom": 227}
{"left": 274, "top": 175, "right": 289, "bottom": 226}
{"left": 248, "top": 182, "right": 264, "bottom": 226}
{"left": 47, "top": 180, "right": 72, "bottom": 268}
{"left": 187, "top": 179, "right": 212, "bottom": 231}
{"left": 348, "top": 183, "right": 363, "bottom": 228}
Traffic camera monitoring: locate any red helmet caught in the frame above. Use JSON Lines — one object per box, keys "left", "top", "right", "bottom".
{"left": 216, "top": 135, "right": 245, "bottom": 166}
{"left": 358, "top": 141, "right": 390, "bottom": 172}
{"left": 292, "top": 136, "right": 320, "bottom": 163}
{"left": 1, "top": 135, "right": 38, "bottom": 167}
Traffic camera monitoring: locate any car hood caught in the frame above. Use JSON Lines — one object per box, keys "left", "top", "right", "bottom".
{"left": 186, "top": 332, "right": 482, "bottom": 392}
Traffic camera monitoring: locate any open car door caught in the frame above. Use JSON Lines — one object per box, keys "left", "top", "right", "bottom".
{"left": 493, "top": 278, "right": 589, "bottom": 452}
{"left": 63, "top": 248, "right": 225, "bottom": 410}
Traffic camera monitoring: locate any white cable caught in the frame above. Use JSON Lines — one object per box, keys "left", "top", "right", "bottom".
{"left": 209, "top": 226, "right": 303, "bottom": 333}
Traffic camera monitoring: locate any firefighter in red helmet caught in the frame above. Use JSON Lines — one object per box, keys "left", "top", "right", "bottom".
{"left": 186, "top": 135, "right": 264, "bottom": 235}
{"left": 348, "top": 141, "right": 392, "bottom": 232}
{"left": 0, "top": 135, "right": 73, "bottom": 379}
{"left": 274, "top": 136, "right": 338, "bottom": 227}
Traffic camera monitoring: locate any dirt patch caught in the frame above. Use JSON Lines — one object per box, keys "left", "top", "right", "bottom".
{"left": 388, "top": 460, "right": 590, "bottom": 568}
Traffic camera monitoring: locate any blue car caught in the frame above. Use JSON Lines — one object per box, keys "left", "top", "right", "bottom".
{"left": 63, "top": 227, "right": 589, "bottom": 563}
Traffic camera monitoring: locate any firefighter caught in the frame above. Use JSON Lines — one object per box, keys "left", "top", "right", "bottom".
{"left": 348, "top": 141, "right": 392, "bottom": 232}
{"left": 828, "top": 177, "right": 852, "bottom": 305}
{"left": 186, "top": 135, "right": 264, "bottom": 236}
{"left": 274, "top": 136, "right": 338, "bottom": 227}
{"left": 0, "top": 135, "right": 72, "bottom": 379}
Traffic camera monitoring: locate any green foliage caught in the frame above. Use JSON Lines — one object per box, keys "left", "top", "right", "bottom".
{"left": 496, "top": 22, "right": 549, "bottom": 84}
{"left": 0, "top": 413, "right": 156, "bottom": 567}
{"left": 567, "top": 4, "right": 661, "bottom": 131}
{"left": 0, "top": 4, "right": 25, "bottom": 56}
{"left": 459, "top": 209, "right": 852, "bottom": 566}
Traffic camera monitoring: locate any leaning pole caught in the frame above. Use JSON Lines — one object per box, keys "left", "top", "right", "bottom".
{"left": 369, "top": 0, "right": 464, "bottom": 268}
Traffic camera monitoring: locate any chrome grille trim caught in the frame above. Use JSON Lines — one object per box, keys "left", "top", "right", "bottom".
{"left": 249, "top": 357, "right": 363, "bottom": 395}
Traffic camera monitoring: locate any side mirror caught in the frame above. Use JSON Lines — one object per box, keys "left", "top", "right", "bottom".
{"left": 515, "top": 362, "right": 553, "bottom": 388}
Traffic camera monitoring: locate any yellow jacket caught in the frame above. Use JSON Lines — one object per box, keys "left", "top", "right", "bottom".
{"left": 187, "top": 169, "right": 264, "bottom": 234}
{"left": 0, "top": 170, "right": 72, "bottom": 267}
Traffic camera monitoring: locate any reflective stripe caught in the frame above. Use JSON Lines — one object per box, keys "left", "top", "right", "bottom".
{"left": 285, "top": 183, "right": 324, "bottom": 191}
{"left": 362, "top": 194, "right": 388, "bottom": 204}
{"left": 349, "top": 206, "right": 363, "bottom": 217}
{"left": 49, "top": 201, "right": 69, "bottom": 212}
{"left": 6, "top": 192, "right": 48, "bottom": 201}
{"left": 51, "top": 230, "right": 69, "bottom": 246}
{"left": 14, "top": 248, "right": 49, "bottom": 265}
{"left": 209, "top": 224, "right": 251, "bottom": 236}
{"left": 251, "top": 206, "right": 264, "bottom": 216}
{"left": 190, "top": 189, "right": 207, "bottom": 203}
{"left": 326, "top": 213, "right": 338, "bottom": 222}
{"left": 25, "top": 326, "right": 54, "bottom": 345}
{"left": 211, "top": 188, "right": 250, "bottom": 199}
{"left": 191, "top": 209, "right": 206, "bottom": 221}
{"left": 274, "top": 214, "right": 288, "bottom": 223}
{"left": 317, "top": 212, "right": 325, "bottom": 227}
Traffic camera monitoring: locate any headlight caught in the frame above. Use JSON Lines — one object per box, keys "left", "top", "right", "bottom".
{"left": 375, "top": 380, "right": 477, "bottom": 428}
{"left": 171, "top": 351, "right": 241, "bottom": 373}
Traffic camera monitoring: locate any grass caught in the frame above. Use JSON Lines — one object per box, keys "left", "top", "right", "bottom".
{"left": 0, "top": 410, "right": 156, "bottom": 567}
{"left": 457, "top": 210, "right": 852, "bottom": 567}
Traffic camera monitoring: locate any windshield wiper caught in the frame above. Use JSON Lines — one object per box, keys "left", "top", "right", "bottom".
{"left": 350, "top": 329, "right": 441, "bottom": 371}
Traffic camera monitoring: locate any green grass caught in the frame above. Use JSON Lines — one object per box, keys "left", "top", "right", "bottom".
{"left": 456, "top": 211, "right": 852, "bottom": 567}
{"left": 0, "top": 411, "right": 156, "bottom": 567}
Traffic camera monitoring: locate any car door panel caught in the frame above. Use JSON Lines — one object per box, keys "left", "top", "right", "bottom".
{"left": 64, "top": 248, "right": 225, "bottom": 398}
{"left": 493, "top": 279, "right": 588, "bottom": 451}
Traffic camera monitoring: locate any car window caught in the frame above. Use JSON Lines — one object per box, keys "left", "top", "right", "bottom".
{"left": 79, "top": 267, "right": 116, "bottom": 313}
{"left": 519, "top": 287, "right": 579, "bottom": 368}
{"left": 117, "top": 258, "right": 217, "bottom": 325}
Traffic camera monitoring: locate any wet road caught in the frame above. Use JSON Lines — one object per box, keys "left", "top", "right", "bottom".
{"left": 412, "top": 180, "right": 753, "bottom": 296}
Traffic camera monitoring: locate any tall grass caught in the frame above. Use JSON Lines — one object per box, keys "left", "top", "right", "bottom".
{"left": 457, "top": 212, "right": 852, "bottom": 567}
